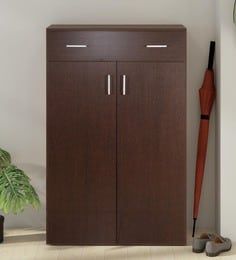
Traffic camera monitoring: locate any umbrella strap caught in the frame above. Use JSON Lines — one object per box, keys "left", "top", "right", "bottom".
{"left": 201, "top": 114, "right": 210, "bottom": 120}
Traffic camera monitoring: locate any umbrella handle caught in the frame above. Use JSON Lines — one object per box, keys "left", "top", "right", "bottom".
{"left": 208, "top": 41, "right": 215, "bottom": 70}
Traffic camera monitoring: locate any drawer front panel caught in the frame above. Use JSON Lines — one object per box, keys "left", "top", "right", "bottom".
{"left": 47, "top": 31, "right": 186, "bottom": 61}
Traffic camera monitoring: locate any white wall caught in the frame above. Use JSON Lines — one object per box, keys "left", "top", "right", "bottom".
{"left": 217, "top": 0, "right": 236, "bottom": 240}
{"left": 0, "top": 0, "right": 216, "bottom": 232}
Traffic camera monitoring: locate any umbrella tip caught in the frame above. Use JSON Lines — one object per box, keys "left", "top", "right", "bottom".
{"left": 192, "top": 218, "right": 197, "bottom": 237}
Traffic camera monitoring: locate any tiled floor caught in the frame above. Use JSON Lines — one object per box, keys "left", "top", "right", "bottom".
{"left": 0, "top": 229, "right": 235, "bottom": 260}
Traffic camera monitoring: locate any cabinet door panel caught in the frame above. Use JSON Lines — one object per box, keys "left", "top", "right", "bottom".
{"left": 117, "top": 62, "right": 186, "bottom": 245}
{"left": 47, "top": 62, "right": 116, "bottom": 244}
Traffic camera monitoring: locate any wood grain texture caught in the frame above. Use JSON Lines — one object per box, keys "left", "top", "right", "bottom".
{"left": 47, "top": 62, "right": 117, "bottom": 245}
{"left": 47, "top": 26, "right": 187, "bottom": 245}
{"left": 117, "top": 62, "right": 186, "bottom": 245}
{"left": 47, "top": 30, "right": 186, "bottom": 62}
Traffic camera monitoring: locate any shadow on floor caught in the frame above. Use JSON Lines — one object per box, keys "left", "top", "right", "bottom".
{"left": 4, "top": 233, "right": 46, "bottom": 244}
{"left": 109, "top": 246, "right": 128, "bottom": 250}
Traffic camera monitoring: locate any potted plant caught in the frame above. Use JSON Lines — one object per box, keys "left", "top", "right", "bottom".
{"left": 0, "top": 147, "right": 40, "bottom": 243}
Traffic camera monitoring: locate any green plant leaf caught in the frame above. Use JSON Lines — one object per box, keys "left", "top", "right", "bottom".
{"left": 0, "top": 148, "right": 11, "bottom": 169}
{"left": 0, "top": 165, "right": 40, "bottom": 214}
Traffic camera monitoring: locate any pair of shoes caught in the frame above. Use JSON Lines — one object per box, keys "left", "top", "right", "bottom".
{"left": 192, "top": 233, "right": 232, "bottom": 257}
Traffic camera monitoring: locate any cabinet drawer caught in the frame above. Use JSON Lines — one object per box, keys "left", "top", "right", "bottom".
{"left": 47, "top": 30, "right": 186, "bottom": 61}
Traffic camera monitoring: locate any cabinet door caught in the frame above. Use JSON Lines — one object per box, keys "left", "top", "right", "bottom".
{"left": 47, "top": 62, "right": 116, "bottom": 244}
{"left": 117, "top": 62, "right": 186, "bottom": 245}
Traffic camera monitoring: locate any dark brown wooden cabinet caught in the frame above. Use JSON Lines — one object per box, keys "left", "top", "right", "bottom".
{"left": 47, "top": 25, "right": 186, "bottom": 245}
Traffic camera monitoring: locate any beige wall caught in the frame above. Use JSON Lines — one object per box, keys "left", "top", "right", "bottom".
{"left": 217, "top": 0, "right": 236, "bottom": 241}
{"left": 0, "top": 0, "right": 216, "bottom": 232}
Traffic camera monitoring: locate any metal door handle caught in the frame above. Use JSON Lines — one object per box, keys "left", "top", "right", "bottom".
{"left": 122, "top": 75, "right": 126, "bottom": 95}
{"left": 145, "top": 44, "right": 167, "bottom": 48}
{"left": 107, "top": 74, "right": 111, "bottom": 95}
{"left": 66, "top": 44, "right": 88, "bottom": 48}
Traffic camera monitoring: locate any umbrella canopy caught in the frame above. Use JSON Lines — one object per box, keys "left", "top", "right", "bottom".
{"left": 192, "top": 41, "right": 216, "bottom": 237}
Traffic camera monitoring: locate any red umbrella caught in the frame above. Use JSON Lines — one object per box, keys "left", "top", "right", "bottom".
{"left": 192, "top": 41, "right": 216, "bottom": 237}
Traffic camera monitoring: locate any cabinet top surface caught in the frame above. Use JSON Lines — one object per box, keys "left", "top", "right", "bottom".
{"left": 47, "top": 24, "right": 186, "bottom": 32}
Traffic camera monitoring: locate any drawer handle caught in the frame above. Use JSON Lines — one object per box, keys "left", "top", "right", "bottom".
{"left": 66, "top": 44, "right": 88, "bottom": 48}
{"left": 145, "top": 44, "right": 167, "bottom": 48}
